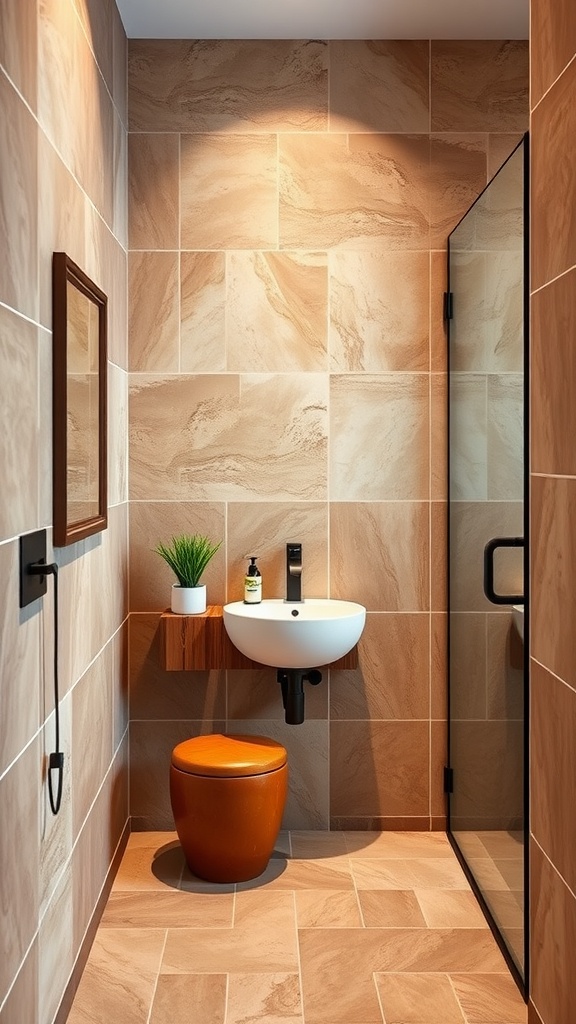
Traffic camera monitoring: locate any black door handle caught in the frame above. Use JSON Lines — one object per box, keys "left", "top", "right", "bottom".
{"left": 483, "top": 537, "right": 524, "bottom": 605}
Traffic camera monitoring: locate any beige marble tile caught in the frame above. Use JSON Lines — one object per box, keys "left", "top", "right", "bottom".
{"left": 290, "top": 831, "right": 347, "bottom": 858}
{"left": 226, "top": 502, "right": 328, "bottom": 602}
{"left": 532, "top": 268, "right": 576, "bottom": 476}
{"left": 279, "top": 133, "right": 429, "bottom": 251}
{"left": 236, "top": 856, "right": 353, "bottom": 893}
{"left": 149, "top": 974, "right": 227, "bottom": 1024}
{"left": 227, "top": 252, "right": 328, "bottom": 372}
{"left": 488, "top": 134, "right": 525, "bottom": 180}
{"left": 449, "top": 374, "right": 487, "bottom": 501}
{"left": 295, "top": 890, "right": 361, "bottom": 928}
{"left": 37, "top": 136, "right": 86, "bottom": 329}
{"left": 84, "top": 204, "right": 128, "bottom": 370}
{"left": 0, "top": 0, "right": 37, "bottom": 110}
{"left": 430, "top": 251, "right": 448, "bottom": 373}
{"left": 430, "top": 134, "right": 487, "bottom": 247}
{"left": 111, "top": 0, "right": 127, "bottom": 125}
{"left": 129, "top": 252, "right": 179, "bottom": 371}
{"left": 449, "top": 613, "right": 487, "bottom": 722}
{"left": 416, "top": 889, "right": 488, "bottom": 928}
{"left": 330, "top": 613, "right": 429, "bottom": 721}
{"left": 86, "top": 502, "right": 128, "bottom": 659}
{"left": 330, "top": 722, "right": 429, "bottom": 818}
{"left": 237, "top": 721, "right": 329, "bottom": 830}
{"left": 486, "top": 613, "right": 524, "bottom": 722}
{"left": 345, "top": 831, "right": 452, "bottom": 859}
{"left": 101, "top": 890, "right": 233, "bottom": 928}
{"left": 67, "top": 928, "right": 165, "bottom": 1024}
{"left": 38, "top": 867, "right": 74, "bottom": 1024}
{"left": 73, "top": 0, "right": 114, "bottom": 96}
{"left": 129, "top": 373, "right": 327, "bottom": 502}
{"left": 181, "top": 134, "right": 277, "bottom": 250}
{"left": 430, "top": 372, "right": 447, "bottom": 502}
{"left": 180, "top": 252, "right": 226, "bottom": 373}
{"left": 0, "top": 740, "right": 40, "bottom": 1002}
{"left": 351, "top": 858, "right": 469, "bottom": 891}
{"left": 329, "top": 251, "right": 429, "bottom": 372}
{"left": 129, "top": 39, "right": 328, "bottom": 132}
{"left": 450, "top": 721, "right": 524, "bottom": 828}
{"left": 375, "top": 972, "right": 465, "bottom": 1023}
{"left": 0, "top": 541, "right": 41, "bottom": 775}
{"left": 358, "top": 890, "right": 426, "bottom": 928}
{"left": 450, "top": 972, "right": 527, "bottom": 1022}
{"left": 0, "top": 71, "right": 38, "bottom": 319}
{"left": 330, "top": 40, "right": 429, "bottom": 133}
{"left": 227, "top": 665, "right": 327, "bottom": 722}
{"left": 330, "top": 503, "right": 429, "bottom": 611}
{"left": 430, "top": 612, "right": 447, "bottom": 721}
{"left": 128, "top": 133, "right": 179, "bottom": 250}
{"left": 487, "top": 375, "right": 524, "bottom": 501}
{"left": 108, "top": 363, "right": 128, "bottom": 506}
{"left": 112, "top": 839, "right": 184, "bottom": 893}
{"left": 431, "top": 500, "right": 447, "bottom": 614}
{"left": 431, "top": 41, "right": 529, "bottom": 132}
{"left": 128, "top": 500, "right": 225, "bottom": 611}
{"left": 112, "top": 97, "right": 128, "bottom": 250}
{"left": 227, "top": 973, "right": 302, "bottom": 1024}
{"left": 72, "top": 645, "right": 114, "bottom": 834}
{"left": 161, "top": 891, "right": 298, "bottom": 973}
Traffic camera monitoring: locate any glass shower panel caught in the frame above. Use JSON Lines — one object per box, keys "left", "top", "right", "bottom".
{"left": 447, "top": 138, "right": 528, "bottom": 985}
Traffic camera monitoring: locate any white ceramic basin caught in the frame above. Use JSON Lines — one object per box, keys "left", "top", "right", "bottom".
{"left": 223, "top": 598, "right": 366, "bottom": 669}
{"left": 512, "top": 604, "right": 524, "bottom": 641}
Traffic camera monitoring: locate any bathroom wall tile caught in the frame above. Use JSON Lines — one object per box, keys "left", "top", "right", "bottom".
{"left": 0, "top": 542, "right": 40, "bottom": 775}
{"left": 532, "top": 269, "right": 576, "bottom": 475}
{"left": 73, "top": 0, "right": 114, "bottom": 96}
{"left": 39, "top": 693, "right": 73, "bottom": 914}
{"left": 485, "top": 251, "right": 525, "bottom": 372}
{"left": 237, "top": 721, "right": 329, "bottom": 829}
{"left": 430, "top": 501, "right": 447, "bottom": 613}
{"left": 430, "top": 134, "right": 487, "bottom": 247}
{"left": 112, "top": 621, "right": 129, "bottom": 752}
{"left": 129, "top": 252, "right": 179, "bottom": 371}
{"left": 129, "top": 500, "right": 226, "bottom": 611}
{"left": 128, "top": 133, "right": 179, "bottom": 250}
{"left": 149, "top": 974, "right": 227, "bottom": 1024}
{"left": 57, "top": 540, "right": 93, "bottom": 693}
{"left": 449, "top": 375, "right": 488, "bottom": 501}
{"left": 431, "top": 613, "right": 447, "bottom": 720}
{"left": 488, "top": 133, "right": 525, "bottom": 179}
{"left": 330, "top": 721, "right": 429, "bottom": 817}
{"left": 450, "top": 972, "right": 527, "bottom": 1023}
{"left": 279, "top": 133, "right": 429, "bottom": 251}
{"left": 181, "top": 134, "right": 277, "bottom": 250}
{"left": 531, "top": 57, "right": 576, "bottom": 289}
{"left": 329, "top": 251, "right": 429, "bottom": 372}
{"left": 66, "top": 927, "right": 165, "bottom": 1024}
{"left": 450, "top": 720, "right": 524, "bottom": 828}
{"left": 0, "top": 307, "right": 38, "bottom": 542}
{"left": 430, "top": 718, "right": 448, "bottom": 817}
{"left": 72, "top": 645, "right": 114, "bottom": 835}
{"left": 431, "top": 41, "right": 529, "bottom": 132}
{"left": 330, "top": 375, "right": 429, "bottom": 501}
{"left": 226, "top": 502, "right": 328, "bottom": 602}
{"left": 227, "top": 665, "right": 327, "bottom": 721}
{"left": 0, "top": 0, "right": 37, "bottom": 109}
{"left": 108, "top": 364, "right": 128, "bottom": 507}
{"left": 486, "top": 611, "right": 524, "bottom": 722}
{"left": 129, "top": 374, "right": 327, "bottom": 502}
{"left": 129, "top": 721, "right": 226, "bottom": 829}
{"left": 86, "top": 502, "right": 128, "bottom": 657}
{"left": 180, "top": 252, "right": 226, "bottom": 373}
{"left": 530, "top": 839, "right": 576, "bottom": 1024}
{"left": 448, "top": 501, "right": 524, "bottom": 612}
{"left": 531, "top": 0, "right": 576, "bottom": 106}
{"left": 0, "top": 740, "right": 40, "bottom": 1004}
{"left": 129, "top": 613, "right": 226, "bottom": 720}
{"left": 431, "top": 373, "right": 447, "bottom": 501}
{"left": 112, "top": 0, "right": 127, "bottom": 126}
{"left": 430, "top": 251, "right": 448, "bottom": 373}
{"left": 330, "top": 613, "right": 430, "bottom": 721}
{"left": 0, "top": 72, "right": 38, "bottom": 320}
{"left": 37, "top": 133, "right": 86, "bottom": 329}
{"left": 448, "top": 253, "right": 487, "bottom": 371}
{"left": 330, "top": 40, "right": 429, "bottom": 133}
{"left": 375, "top": 972, "right": 464, "bottom": 1023}
{"left": 38, "top": 867, "right": 74, "bottom": 1024}
{"left": 84, "top": 204, "right": 128, "bottom": 369}
{"left": 0, "top": 939, "right": 38, "bottom": 1024}
{"left": 129, "top": 39, "right": 328, "bottom": 132}
{"left": 330, "top": 503, "right": 429, "bottom": 611}
{"left": 531, "top": 661, "right": 576, "bottom": 895}
{"left": 449, "top": 613, "right": 487, "bottom": 721}
{"left": 531, "top": 476, "right": 576, "bottom": 689}
{"left": 227, "top": 252, "right": 328, "bottom": 372}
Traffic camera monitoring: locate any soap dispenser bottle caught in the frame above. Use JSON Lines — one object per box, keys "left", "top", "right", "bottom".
{"left": 244, "top": 556, "right": 262, "bottom": 604}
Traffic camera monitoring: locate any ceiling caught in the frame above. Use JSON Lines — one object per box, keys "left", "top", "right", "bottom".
{"left": 116, "top": 0, "right": 529, "bottom": 41}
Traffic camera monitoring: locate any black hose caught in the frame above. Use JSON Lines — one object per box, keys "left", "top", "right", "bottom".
{"left": 30, "top": 562, "right": 63, "bottom": 814}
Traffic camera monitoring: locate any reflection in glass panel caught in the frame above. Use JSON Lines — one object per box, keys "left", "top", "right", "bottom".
{"left": 447, "top": 138, "right": 527, "bottom": 985}
{"left": 66, "top": 280, "right": 100, "bottom": 523}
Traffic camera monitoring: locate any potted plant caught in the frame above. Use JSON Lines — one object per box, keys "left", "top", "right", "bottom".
{"left": 155, "top": 533, "right": 222, "bottom": 614}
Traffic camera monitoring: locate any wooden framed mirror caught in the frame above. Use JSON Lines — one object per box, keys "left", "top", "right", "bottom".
{"left": 52, "top": 252, "right": 107, "bottom": 547}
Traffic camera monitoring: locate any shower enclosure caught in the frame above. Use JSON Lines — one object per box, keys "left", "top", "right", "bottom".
{"left": 446, "top": 136, "right": 529, "bottom": 991}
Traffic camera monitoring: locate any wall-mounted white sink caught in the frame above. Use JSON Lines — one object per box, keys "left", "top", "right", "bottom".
{"left": 223, "top": 598, "right": 366, "bottom": 669}
{"left": 512, "top": 604, "right": 524, "bottom": 641}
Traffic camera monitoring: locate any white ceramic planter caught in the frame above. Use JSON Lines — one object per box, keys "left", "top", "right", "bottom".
{"left": 171, "top": 583, "right": 207, "bottom": 614}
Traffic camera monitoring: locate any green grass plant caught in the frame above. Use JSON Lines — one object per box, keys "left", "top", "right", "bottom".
{"left": 155, "top": 533, "right": 222, "bottom": 588}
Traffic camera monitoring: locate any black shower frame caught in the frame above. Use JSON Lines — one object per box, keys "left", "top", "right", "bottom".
{"left": 445, "top": 132, "right": 530, "bottom": 1000}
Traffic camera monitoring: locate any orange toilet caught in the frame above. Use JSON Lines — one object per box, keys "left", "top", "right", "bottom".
{"left": 169, "top": 733, "right": 288, "bottom": 883}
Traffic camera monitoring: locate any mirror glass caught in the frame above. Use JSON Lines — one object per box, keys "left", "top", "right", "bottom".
{"left": 53, "top": 253, "right": 107, "bottom": 546}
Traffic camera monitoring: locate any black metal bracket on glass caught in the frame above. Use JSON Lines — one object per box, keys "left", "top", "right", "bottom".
{"left": 483, "top": 536, "right": 524, "bottom": 605}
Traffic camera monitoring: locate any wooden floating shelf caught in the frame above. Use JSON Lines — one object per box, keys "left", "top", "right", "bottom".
{"left": 160, "top": 605, "right": 358, "bottom": 672}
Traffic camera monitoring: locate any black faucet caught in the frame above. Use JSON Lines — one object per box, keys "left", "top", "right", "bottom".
{"left": 286, "top": 542, "right": 302, "bottom": 602}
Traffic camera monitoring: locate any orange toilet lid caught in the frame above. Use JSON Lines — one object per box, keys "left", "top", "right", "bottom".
{"left": 171, "top": 733, "right": 287, "bottom": 777}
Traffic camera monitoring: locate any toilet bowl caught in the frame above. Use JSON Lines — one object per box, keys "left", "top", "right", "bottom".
{"left": 169, "top": 733, "right": 288, "bottom": 883}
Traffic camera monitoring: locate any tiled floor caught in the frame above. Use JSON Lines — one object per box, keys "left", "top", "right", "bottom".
{"left": 67, "top": 831, "right": 527, "bottom": 1024}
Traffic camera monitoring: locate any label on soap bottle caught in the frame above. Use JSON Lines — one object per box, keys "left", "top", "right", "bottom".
{"left": 244, "top": 576, "right": 262, "bottom": 604}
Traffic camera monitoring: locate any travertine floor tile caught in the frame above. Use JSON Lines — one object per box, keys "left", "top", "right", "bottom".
{"left": 345, "top": 831, "right": 452, "bottom": 858}
{"left": 236, "top": 856, "right": 354, "bottom": 891}
{"left": 101, "top": 890, "right": 234, "bottom": 928}
{"left": 415, "top": 890, "right": 489, "bottom": 928}
{"left": 450, "top": 973, "right": 527, "bottom": 1022}
{"left": 149, "top": 974, "right": 226, "bottom": 1024}
{"left": 295, "top": 890, "right": 363, "bottom": 927}
{"left": 66, "top": 929, "right": 166, "bottom": 1024}
{"left": 112, "top": 844, "right": 184, "bottom": 891}
{"left": 291, "top": 831, "right": 348, "bottom": 858}
{"left": 375, "top": 972, "right": 465, "bottom": 1023}
{"left": 227, "top": 973, "right": 303, "bottom": 1024}
{"left": 358, "top": 890, "right": 427, "bottom": 928}
{"left": 351, "top": 858, "right": 469, "bottom": 890}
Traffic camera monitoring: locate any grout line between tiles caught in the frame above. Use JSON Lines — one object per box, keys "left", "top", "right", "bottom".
{"left": 145, "top": 928, "right": 169, "bottom": 1024}
{"left": 292, "top": 888, "right": 306, "bottom": 1024}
